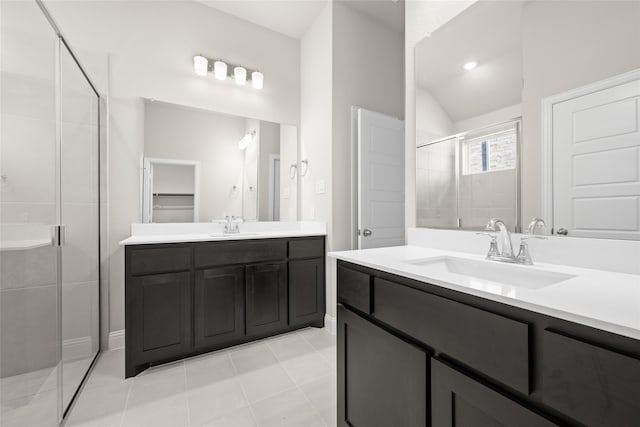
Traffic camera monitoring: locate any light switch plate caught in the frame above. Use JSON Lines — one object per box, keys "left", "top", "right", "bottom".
{"left": 316, "top": 180, "right": 325, "bottom": 194}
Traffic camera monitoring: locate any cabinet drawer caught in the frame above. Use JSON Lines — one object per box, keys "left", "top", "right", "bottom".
{"left": 375, "top": 278, "right": 530, "bottom": 394}
{"left": 337, "top": 264, "right": 372, "bottom": 314}
{"left": 195, "top": 239, "right": 286, "bottom": 268}
{"left": 288, "top": 237, "right": 324, "bottom": 259}
{"left": 128, "top": 245, "right": 191, "bottom": 276}
{"left": 542, "top": 330, "right": 640, "bottom": 427}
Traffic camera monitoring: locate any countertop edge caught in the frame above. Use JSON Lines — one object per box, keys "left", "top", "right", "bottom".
{"left": 120, "top": 231, "right": 327, "bottom": 246}
{"left": 330, "top": 251, "right": 640, "bottom": 342}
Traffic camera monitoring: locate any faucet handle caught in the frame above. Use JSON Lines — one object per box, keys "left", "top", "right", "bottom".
{"left": 476, "top": 233, "right": 499, "bottom": 258}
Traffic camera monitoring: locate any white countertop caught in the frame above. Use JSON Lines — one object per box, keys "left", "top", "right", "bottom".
{"left": 330, "top": 245, "right": 640, "bottom": 340}
{"left": 119, "top": 221, "right": 326, "bottom": 246}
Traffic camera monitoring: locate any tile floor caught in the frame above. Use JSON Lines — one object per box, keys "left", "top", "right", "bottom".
{"left": 66, "top": 327, "right": 337, "bottom": 427}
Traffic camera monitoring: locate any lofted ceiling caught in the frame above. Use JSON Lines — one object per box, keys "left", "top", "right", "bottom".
{"left": 195, "top": 0, "right": 327, "bottom": 39}
{"left": 196, "top": 0, "right": 404, "bottom": 40}
{"left": 415, "top": 0, "right": 524, "bottom": 123}
{"left": 340, "top": 0, "right": 404, "bottom": 34}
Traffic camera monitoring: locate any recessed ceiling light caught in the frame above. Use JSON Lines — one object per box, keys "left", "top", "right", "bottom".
{"left": 463, "top": 61, "right": 478, "bottom": 71}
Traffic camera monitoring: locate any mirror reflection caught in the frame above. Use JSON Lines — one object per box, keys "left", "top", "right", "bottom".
{"left": 415, "top": 0, "right": 640, "bottom": 239}
{"left": 142, "top": 100, "right": 298, "bottom": 223}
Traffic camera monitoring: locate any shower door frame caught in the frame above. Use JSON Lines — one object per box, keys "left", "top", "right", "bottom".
{"left": 416, "top": 118, "right": 523, "bottom": 233}
{"left": 35, "top": 0, "right": 103, "bottom": 424}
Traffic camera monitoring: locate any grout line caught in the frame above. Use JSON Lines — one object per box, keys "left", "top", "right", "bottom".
{"left": 183, "top": 362, "right": 191, "bottom": 427}
{"left": 118, "top": 379, "right": 132, "bottom": 427}
{"left": 264, "top": 331, "right": 329, "bottom": 427}
{"left": 227, "top": 352, "right": 260, "bottom": 426}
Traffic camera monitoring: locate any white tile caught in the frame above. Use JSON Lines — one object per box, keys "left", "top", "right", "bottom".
{"left": 200, "top": 406, "right": 256, "bottom": 427}
{"left": 0, "top": 390, "right": 58, "bottom": 427}
{"left": 229, "top": 344, "right": 295, "bottom": 403}
{"left": 85, "top": 349, "right": 125, "bottom": 390}
{"left": 122, "top": 363, "right": 189, "bottom": 427}
{"left": 186, "top": 352, "right": 249, "bottom": 425}
{"left": 65, "top": 382, "right": 130, "bottom": 427}
{"left": 251, "top": 388, "right": 325, "bottom": 427}
{"left": 300, "top": 374, "right": 337, "bottom": 427}
{"left": 267, "top": 334, "right": 330, "bottom": 385}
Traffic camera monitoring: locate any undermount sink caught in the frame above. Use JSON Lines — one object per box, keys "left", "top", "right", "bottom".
{"left": 406, "top": 256, "right": 575, "bottom": 290}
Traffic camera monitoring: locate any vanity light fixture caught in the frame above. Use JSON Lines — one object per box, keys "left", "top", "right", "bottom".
{"left": 463, "top": 61, "right": 478, "bottom": 70}
{"left": 193, "top": 55, "right": 208, "bottom": 76}
{"left": 238, "top": 130, "right": 256, "bottom": 150}
{"left": 193, "top": 55, "right": 263, "bottom": 89}
{"left": 251, "top": 71, "right": 263, "bottom": 90}
{"left": 234, "top": 66, "right": 247, "bottom": 86}
{"left": 214, "top": 60, "right": 227, "bottom": 80}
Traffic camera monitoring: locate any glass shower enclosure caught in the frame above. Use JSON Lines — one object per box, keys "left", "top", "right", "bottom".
{"left": 0, "top": 1, "right": 101, "bottom": 425}
{"left": 416, "top": 120, "right": 521, "bottom": 232}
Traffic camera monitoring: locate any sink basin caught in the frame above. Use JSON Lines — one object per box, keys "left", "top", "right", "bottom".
{"left": 406, "top": 256, "right": 575, "bottom": 290}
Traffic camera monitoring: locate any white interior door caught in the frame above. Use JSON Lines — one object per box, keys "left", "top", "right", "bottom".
{"left": 357, "top": 108, "right": 405, "bottom": 249}
{"left": 553, "top": 76, "right": 640, "bottom": 240}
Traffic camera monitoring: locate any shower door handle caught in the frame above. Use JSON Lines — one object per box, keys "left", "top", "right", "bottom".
{"left": 51, "top": 225, "right": 66, "bottom": 246}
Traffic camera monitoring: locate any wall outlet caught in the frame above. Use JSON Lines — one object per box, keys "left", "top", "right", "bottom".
{"left": 315, "top": 180, "right": 325, "bottom": 194}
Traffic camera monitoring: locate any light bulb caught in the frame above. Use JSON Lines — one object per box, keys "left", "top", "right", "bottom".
{"left": 463, "top": 61, "right": 478, "bottom": 71}
{"left": 214, "top": 61, "right": 227, "bottom": 80}
{"left": 251, "top": 71, "right": 264, "bottom": 90}
{"left": 238, "top": 132, "right": 254, "bottom": 150}
{"left": 234, "top": 66, "right": 247, "bottom": 86}
{"left": 193, "top": 55, "right": 208, "bottom": 76}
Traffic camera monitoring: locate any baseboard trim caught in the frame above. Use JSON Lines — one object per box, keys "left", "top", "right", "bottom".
{"left": 63, "top": 336, "right": 93, "bottom": 361}
{"left": 108, "top": 330, "right": 125, "bottom": 350}
{"left": 324, "top": 314, "right": 337, "bottom": 335}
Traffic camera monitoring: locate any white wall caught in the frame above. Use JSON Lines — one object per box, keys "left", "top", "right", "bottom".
{"left": 452, "top": 103, "right": 522, "bottom": 135}
{"left": 144, "top": 101, "right": 245, "bottom": 221}
{"left": 332, "top": 2, "right": 404, "bottom": 255}
{"left": 46, "top": 0, "right": 301, "bottom": 333}
{"left": 415, "top": 86, "right": 452, "bottom": 145}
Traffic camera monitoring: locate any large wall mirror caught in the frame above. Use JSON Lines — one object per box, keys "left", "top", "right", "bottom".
{"left": 142, "top": 100, "right": 298, "bottom": 223}
{"left": 415, "top": 0, "right": 640, "bottom": 239}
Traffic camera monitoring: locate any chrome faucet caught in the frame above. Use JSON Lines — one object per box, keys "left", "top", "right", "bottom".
{"left": 516, "top": 218, "right": 548, "bottom": 265}
{"left": 485, "top": 218, "right": 516, "bottom": 261}
{"left": 224, "top": 216, "right": 240, "bottom": 234}
{"left": 479, "top": 217, "right": 548, "bottom": 265}
{"left": 526, "top": 217, "right": 546, "bottom": 235}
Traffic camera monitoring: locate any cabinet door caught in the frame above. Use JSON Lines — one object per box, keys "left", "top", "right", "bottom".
{"left": 432, "top": 359, "right": 558, "bottom": 427}
{"left": 126, "top": 272, "right": 191, "bottom": 375}
{"left": 246, "top": 262, "right": 287, "bottom": 336}
{"left": 337, "top": 305, "right": 427, "bottom": 427}
{"left": 194, "top": 266, "right": 245, "bottom": 349}
{"left": 289, "top": 258, "right": 325, "bottom": 326}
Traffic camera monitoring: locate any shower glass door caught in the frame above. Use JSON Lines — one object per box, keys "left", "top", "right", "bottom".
{"left": 59, "top": 42, "right": 100, "bottom": 412}
{"left": 1, "top": 1, "right": 101, "bottom": 425}
{"left": 0, "top": 1, "right": 60, "bottom": 426}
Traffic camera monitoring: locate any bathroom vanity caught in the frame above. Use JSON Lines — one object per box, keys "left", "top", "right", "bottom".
{"left": 121, "top": 223, "right": 326, "bottom": 377}
{"left": 332, "top": 237, "right": 640, "bottom": 427}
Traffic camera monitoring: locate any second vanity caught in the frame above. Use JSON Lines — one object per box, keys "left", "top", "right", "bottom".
{"left": 120, "top": 222, "right": 326, "bottom": 377}
{"left": 331, "top": 229, "right": 640, "bottom": 427}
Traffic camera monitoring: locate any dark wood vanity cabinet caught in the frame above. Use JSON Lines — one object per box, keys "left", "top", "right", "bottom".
{"left": 245, "top": 262, "right": 287, "bottom": 336}
{"left": 337, "top": 305, "right": 427, "bottom": 427}
{"left": 125, "top": 236, "right": 325, "bottom": 377}
{"left": 337, "top": 260, "right": 640, "bottom": 427}
{"left": 194, "top": 266, "right": 245, "bottom": 349}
